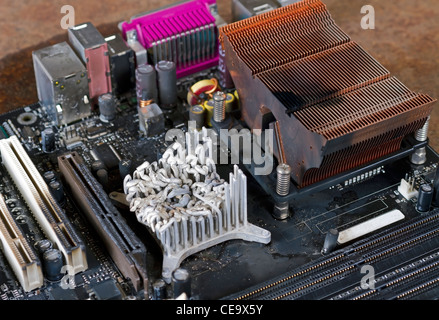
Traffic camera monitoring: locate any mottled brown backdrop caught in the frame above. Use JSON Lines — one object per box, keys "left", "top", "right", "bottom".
{"left": 1, "top": 0, "right": 438, "bottom": 147}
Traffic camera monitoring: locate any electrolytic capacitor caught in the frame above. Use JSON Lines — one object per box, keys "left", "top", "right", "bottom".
{"left": 98, "top": 93, "right": 117, "bottom": 122}
{"left": 152, "top": 279, "right": 167, "bottom": 300}
{"left": 321, "top": 229, "right": 339, "bottom": 255}
{"left": 96, "top": 168, "right": 109, "bottom": 188}
{"left": 91, "top": 160, "right": 106, "bottom": 175}
{"left": 35, "top": 239, "right": 53, "bottom": 256}
{"left": 43, "top": 248, "right": 64, "bottom": 281}
{"left": 417, "top": 184, "right": 434, "bottom": 212}
{"left": 41, "top": 128, "right": 56, "bottom": 153}
{"left": 43, "top": 171, "right": 56, "bottom": 183}
{"left": 49, "top": 180, "right": 65, "bottom": 205}
{"left": 156, "top": 61, "right": 177, "bottom": 109}
{"left": 172, "top": 268, "right": 191, "bottom": 299}
{"left": 189, "top": 105, "right": 205, "bottom": 130}
{"left": 136, "top": 64, "right": 158, "bottom": 104}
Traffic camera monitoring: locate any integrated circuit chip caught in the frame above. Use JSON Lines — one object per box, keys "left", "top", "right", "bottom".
{"left": 91, "top": 143, "right": 121, "bottom": 170}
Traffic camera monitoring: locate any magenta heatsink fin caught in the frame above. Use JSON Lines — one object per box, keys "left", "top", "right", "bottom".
{"left": 121, "top": 0, "right": 219, "bottom": 78}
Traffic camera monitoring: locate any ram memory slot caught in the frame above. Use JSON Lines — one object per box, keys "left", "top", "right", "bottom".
{"left": 0, "top": 193, "right": 44, "bottom": 292}
{"left": 0, "top": 136, "right": 87, "bottom": 274}
{"left": 58, "top": 152, "right": 148, "bottom": 292}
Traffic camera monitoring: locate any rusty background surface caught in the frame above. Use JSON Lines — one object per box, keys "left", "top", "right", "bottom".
{"left": 0, "top": 0, "right": 437, "bottom": 147}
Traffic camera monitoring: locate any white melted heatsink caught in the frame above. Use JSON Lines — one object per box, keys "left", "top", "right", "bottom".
{"left": 124, "top": 128, "right": 271, "bottom": 282}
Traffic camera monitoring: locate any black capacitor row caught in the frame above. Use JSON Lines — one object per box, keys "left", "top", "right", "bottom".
{"left": 43, "top": 170, "right": 65, "bottom": 206}
{"left": 136, "top": 60, "right": 178, "bottom": 109}
{"left": 152, "top": 267, "right": 192, "bottom": 300}
{"left": 35, "top": 239, "right": 64, "bottom": 282}
{"left": 413, "top": 168, "right": 439, "bottom": 213}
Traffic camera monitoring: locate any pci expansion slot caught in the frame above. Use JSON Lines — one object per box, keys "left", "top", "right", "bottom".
{"left": 58, "top": 152, "right": 148, "bottom": 293}
{"left": 0, "top": 193, "right": 44, "bottom": 292}
{"left": 0, "top": 136, "right": 88, "bottom": 275}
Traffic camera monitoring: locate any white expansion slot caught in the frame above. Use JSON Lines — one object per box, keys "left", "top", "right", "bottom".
{"left": 338, "top": 209, "right": 405, "bottom": 245}
{"left": 0, "top": 193, "right": 44, "bottom": 292}
{"left": 0, "top": 136, "right": 87, "bottom": 274}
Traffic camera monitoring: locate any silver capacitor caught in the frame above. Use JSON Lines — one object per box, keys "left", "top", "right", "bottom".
{"left": 156, "top": 61, "right": 177, "bottom": 109}
{"left": 98, "top": 93, "right": 116, "bottom": 122}
{"left": 35, "top": 239, "right": 53, "bottom": 256}
{"left": 136, "top": 64, "right": 158, "bottom": 104}
{"left": 41, "top": 127, "right": 56, "bottom": 153}
{"left": 189, "top": 105, "right": 205, "bottom": 130}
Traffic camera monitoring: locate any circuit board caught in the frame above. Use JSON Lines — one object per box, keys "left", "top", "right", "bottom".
{"left": 0, "top": 0, "right": 438, "bottom": 301}
{"left": 1, "top": 70, "right": 439, "bottom": 301}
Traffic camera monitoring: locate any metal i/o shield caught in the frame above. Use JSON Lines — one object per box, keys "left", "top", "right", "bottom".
{"left": 32, "top": 42, "right": 91, "bottom": 125}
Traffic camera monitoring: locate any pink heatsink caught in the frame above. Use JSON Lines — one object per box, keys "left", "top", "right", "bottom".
{"left": 121, "top": 0, "right": 219, "bottom": 78}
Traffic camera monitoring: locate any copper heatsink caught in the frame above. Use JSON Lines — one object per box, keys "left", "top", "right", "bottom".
{"left": 219, "top": 0, "right": 436, "bottom": 187}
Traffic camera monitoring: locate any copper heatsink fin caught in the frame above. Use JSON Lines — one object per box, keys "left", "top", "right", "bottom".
{"left": 301, "top": 119, "right": 427, "bottom": 187}
{"left": 219, "top": 0, "right": 436, "bottom": 187}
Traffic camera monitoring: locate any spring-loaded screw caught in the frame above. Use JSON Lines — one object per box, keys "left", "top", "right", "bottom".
{"left": 212, "top": 91, "right": 226, "bottom": 123}
{"left": 411, "top": 116, "right": 430, "bottom": 165}
{"left": 276, "top": 163, "right": 291, "bottom": 196}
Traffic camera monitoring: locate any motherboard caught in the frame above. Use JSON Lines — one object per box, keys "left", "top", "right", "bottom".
{"left": 0, "top": 0, "right": 438, "bottom": 301}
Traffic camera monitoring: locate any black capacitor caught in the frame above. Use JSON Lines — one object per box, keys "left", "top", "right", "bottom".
{"left": 43, "top": 248, "right": 64, "bottom": 281}
{"left": 155, "top": 61, "right": 177, "bottom": 109}
{"left": 35, "top": 239, "right": 53, "bottom": 255}
{"left": 417, "top": 184, "right": 434, "bottom": 212}
{"left": 152, "top": 279, "right": 167, "bottom": 300}
{"left": 41, "top": 128, "right": 56, "bottom": 153}
{"left": 321, "top": 229, "right": 339, "bottom": 255}
{"left": 172, "top": 268, "right": 191, "bottom": 299}
{"left": 98, "top": 93, "right": 117, "bottom": 122}
{"left": 136, "top": 64, "right": 158, "bottom": 103}
{"left": 43, "top": 171, "right": 56, "bottom": 183}
{"left": 97, "top": 168, "right": 109, "bottom": 187}
{"left": 119, "top": 159, "right": 132, "bottom": 179}
{"left": 49, "top": 180, "right": 65, "bottom": 205}
{"left": 91, "top": 160, "right": 106, "bottom": 174}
